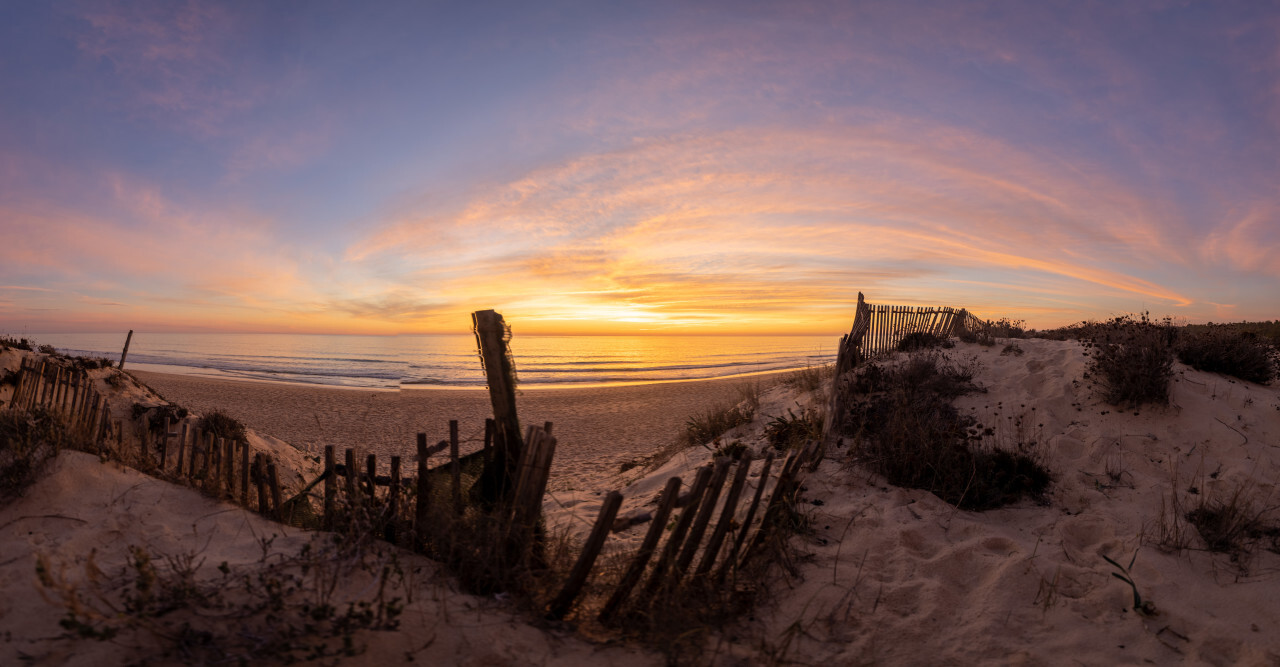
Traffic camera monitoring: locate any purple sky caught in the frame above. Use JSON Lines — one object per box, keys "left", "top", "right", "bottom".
{"left": 2, "top": 1, "right": 1277, "bottom": 335}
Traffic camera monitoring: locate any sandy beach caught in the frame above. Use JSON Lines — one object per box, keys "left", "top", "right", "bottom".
{"left": 131, "top": 371, "right": 762, "bottom": 491}
{"left": 6, "top": 336, "right": 1280, "bottom": 665}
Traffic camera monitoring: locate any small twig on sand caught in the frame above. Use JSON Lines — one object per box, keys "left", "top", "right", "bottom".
{"left": 1214, "top": 417, "right": 1248, "bottom": 446}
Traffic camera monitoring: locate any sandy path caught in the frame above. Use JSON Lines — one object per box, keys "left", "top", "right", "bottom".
{"left": 131, "top": 371, "right": 767, "bottom": 490}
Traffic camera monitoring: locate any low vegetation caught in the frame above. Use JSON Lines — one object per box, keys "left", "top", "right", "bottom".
{"left": 895, "top": 331, "right": 951, "bottom": 352}
{"left": 38, "top": 529, "right": 411, "bottom": 663}
{"left": 199, "top": 409, "right": 247, "bottom": 442}
{"left": 836, "top": 350, "right": 1050, "bottom": 510}
{"left": 1176, "top": 324, "right": 1277, "bottom": 385}
{"left": 1079, "top": 313, "right": 1176, "bottom": 408}
{"left": 681, "top": 382, "right": 761, "bottom": 448}
{"left": 1, "top": 408, "right": 89, "bottom": 504}
{"left": 781, "top": 363, "right": 834, "bottom": 394}
{"left": 764, "top": 407, "right": 822, "bottom": 452}
{"left": 1, "top": 336, "right": 35, "bottom": 351}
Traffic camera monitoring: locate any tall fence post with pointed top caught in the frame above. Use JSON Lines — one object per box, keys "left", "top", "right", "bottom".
{"left": 118, "top": 330, "right": 134, "bottom": 370}
{"left": 472, "top": 309, "right": 524, "bottom": 506}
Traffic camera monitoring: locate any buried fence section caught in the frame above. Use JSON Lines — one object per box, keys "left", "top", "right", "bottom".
{"left": 547, "top": 445, "right": 813, "bottom": 624}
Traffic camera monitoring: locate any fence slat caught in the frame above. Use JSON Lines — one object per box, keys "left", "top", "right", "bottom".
{"left": 416, "top": 434, "right": 430, "bottom": 549}
{"left": 547, "top": 490, "right": 623, "bottom": 620}
{"left": 599, "top": 476, "right": 683, "bottom": 623}
{"left": 718, "top": 450, "right": 775, "bottom": 581}
{"left": 635, "top": 465, "right": 714, "bottom": 606}
{"left": 674, "top": 457, "right": 733, "bottom": 578}
{"left": 696, "top": 451, "right": 754, "bottom": 577}
{"left": 324, "top": 445, "right": 336, "bottom": 528}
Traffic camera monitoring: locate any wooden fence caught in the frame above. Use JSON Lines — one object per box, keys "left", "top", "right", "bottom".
{"left": 5, "top": 312, "right": 820, "bottom": 626}
{"left": 820, "top": 292, "right": 990, "bottom": 461}
{"left": 851, "top": 292, "right": 989, "bottom": 359}
{"left": 11, "top": 358, "right": 115, "bottom": 444}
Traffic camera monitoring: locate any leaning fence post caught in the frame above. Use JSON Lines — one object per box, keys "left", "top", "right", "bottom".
{"left": 388, "top": 455, "right": 402, "bottom": 544}
{"left": 366, "top": 453, "right": 377, "bottom": 501}
{"left": 255, "top": 453, "right": 267, "bottom": 514}
{"left": 118, "top": 330, "right": 133, "bottom": 370}
{"left": 600, "top": 476, "right": 683, "bottom": 623}
{"left": 267, "top": 458, "right": 283, "bottom": 522}
{"left": 547, "top": 490, "right": 623, "bottom": 620}
{"left": 240, "top": 440, "right": 250, "bottom": 506}
{"left": 674, "top": 457, "right": 733, "bottom": 578}
{"left": 345, "top": 448, "right": 358, "bottom": 509}
{"left": 415, "top": 433, "right": 430, "bottom": 549}
{"left": 449, "top": 420, "right": 462, "bottom": 515}
{"left": 636, "top": 465, "right": 714, "bottom": 605}
{"left": 696, "top": 451, "right": 755, "bottom": 577}
{"left": 324, "top": 445, "right": 336, "bottom": 529}
{"left": 718, "top": 450, "right": 775, "bottom": 582}
{"left": 176, "top": 422, "right": 188, "bottom": 479}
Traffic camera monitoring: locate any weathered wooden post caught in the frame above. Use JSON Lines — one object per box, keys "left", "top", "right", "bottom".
{"left": 176, "top": 422, "right": 188, "bottom": 479}
{"left": 345, "top": 448, "right": 358, "bottom": 505}
{"left": 388, "top": 455, "right": 401, "bottom": 544}
{"left": 696, "top": 452, "right": 755, "bottom": 577}
{"left": 415, "top": 433, "right": 430, "bottom": 549}
{"left": 449, "top": 419, "right": 462, "bottom": 515}
{"left": 599, "top": 476, "right": 684, "bottom": 623}
{"left": 366, "top": 453, "right": 377, "bottom": 501}
{"left": 472, "top": 309, "right": 523, "bottom": 505}
{"left": 118, "top": 330, "right": 134, "bottom": 370}
{"left": 323, "top": 445, "right": 336, "bottom": 529}
{"left": 240, "top": 441, "right": 249, "bottom": 506}
{"left": 547, "top": 490, "right": 623, "bottom": 620}
{"left": 160, "top": 417, "right": 171, "bottom": 470}
{"left": 267, "top": 458, "right": 283, "bottom": 521}
{"left": 255, "top": 453, "right": 267, "bottom": 514}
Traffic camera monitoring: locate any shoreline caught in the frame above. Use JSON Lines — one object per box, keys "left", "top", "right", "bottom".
{"left": 126, "top": 360, "right": 810, "bottom": 392}
{"left": 131, "top": 369, "right": 775, "bottom": 491}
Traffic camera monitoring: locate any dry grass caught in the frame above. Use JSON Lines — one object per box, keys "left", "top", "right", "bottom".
{"left": 681, "top": 381, "right": 762, "bottom": 448}
{"left": 781, "top": 363, "right": 834, "bottom": 394}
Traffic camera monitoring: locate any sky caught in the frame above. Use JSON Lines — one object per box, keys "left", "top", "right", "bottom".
{"left": 1, "top": 1, "right": 1278, "bottom": 336}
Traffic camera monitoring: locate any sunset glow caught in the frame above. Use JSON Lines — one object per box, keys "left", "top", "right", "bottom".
{"left": 2, "top": 2, "right": 1277, "bottom": 335}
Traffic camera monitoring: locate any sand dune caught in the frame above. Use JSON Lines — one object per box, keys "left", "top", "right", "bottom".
{"left": 4, "top": 338, "right": 1280, "bottom": 664}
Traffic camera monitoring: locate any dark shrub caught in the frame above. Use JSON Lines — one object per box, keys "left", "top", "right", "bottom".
{"left": 764, "top": 408, "right": 822, "bottom": 451}
{"left": 1081, "top": 313, "right": 1175, "bottom": 408}
{"left": 990, "top": 318, "right": 1027, "bottom": 339}
{"left": 1176, "top": 325, "right": 1277, "bottom": 385}
{"left": 838, "top": 351, "right": 1049, "bottom": 510}
{"left": 0, "top": 337, "right": 34, "bottom": 351}
{"left": 200, "top": 410, "right": 247, "bottom": 442}
{"left": 896, "top": 331, "right": 950, "bottom": 352}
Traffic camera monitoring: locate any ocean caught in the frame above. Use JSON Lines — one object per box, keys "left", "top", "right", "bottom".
{"left": 26, "top": 332, "right": 838, "bottom": 390}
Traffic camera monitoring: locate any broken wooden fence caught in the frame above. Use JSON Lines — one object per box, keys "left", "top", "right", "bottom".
{"left": 544, "top": 438, "right": 822, "bottom": 622}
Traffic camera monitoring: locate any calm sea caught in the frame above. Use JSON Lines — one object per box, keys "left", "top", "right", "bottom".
{"left": 26, "top": 333, "right": 837, "bottom": 390}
